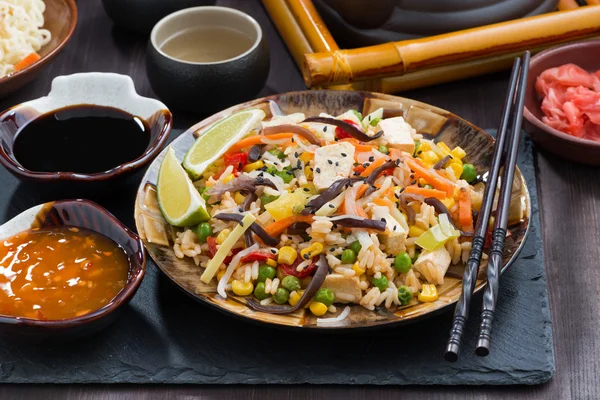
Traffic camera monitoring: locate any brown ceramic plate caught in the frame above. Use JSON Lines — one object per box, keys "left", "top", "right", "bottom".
{"left": 0, "top": 0, "right": 77, "bottom": 99}
{"left": 523, "top": 40, "right": 600, "bottom": 165}
{"left": 134, "top": 90, "right": 531, "bottom": 330}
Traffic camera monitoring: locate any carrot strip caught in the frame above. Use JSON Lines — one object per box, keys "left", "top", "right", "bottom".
{"left": 355, "top": 184, "right": 369, "bottom": 199}
{"left": 458, "top": 188, "right": 474, "bottom": 231}
{"left": 388, "top": 148, "right": 404, "bottom": 160}
{"left": 360, "top": 157, "right": 388, "bottom": 177}
{"left": 373, "top": 198, "right": 388, "bottom": 207}
{"left": 14, "top": 52, "right": 40, "bottom": 71}
{"left": 225, "top": 133, "right": 295, "bottom": 154}
{"left": 404, "top": 157, "right": 455, "bottom": 197}
{"left": 345, "top": 183, "right": 368, "bottom": 218}
{"left": 338, "top": 138, "right": 377, "bottom": 152}
{"left": 264, "top": 215, "right": 314, "bottom": 238}
{"left": 403, "top": 185, "right": 447, "bottom": 200}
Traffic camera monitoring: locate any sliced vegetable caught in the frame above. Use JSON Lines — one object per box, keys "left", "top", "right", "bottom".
{"left": 303, "top": 178, "right": 362, "bottom": 214}
{"left": 263, "top": 124, "right": 320, "bottom": 144}
{"left": 398, "top": 193, "right": 425, "bottom": 225}
{"left": 302, "top": 116, "right": 383, "bottom": 142}
{"left": 314, "top": 192, "right": 345, "bottom": 216}
{"left": 213, "top": 213, "right": 279, "bottom": 246}
{"left": 360, "top": 157, "right": 389, "bottom": 178}
{"left": 263, "top": 215, "right": 314, "bottom": 237}
{"left": 267, "top": 148, "right": 286, "bottom": 159}
{"left": 226, "top": 132, "right": 295, "bottom": 154}
{"left": 14, "top": 52, "right": 40, "bottom": 71}
{"left": 458, "top": 187, "right": 474, "bottom": 231}
{"left": 201, "top": 214, "right": 256, "bottom": 283}
{"left": 239, "top": 251, "right": 276, "bottom": 264}
{"left": 403, "top": 185, "right": 446, "bottom": 200}
{"left": 245, "top": 254, "right": 329, "bottom": 314}
{"left": 404, "top": 158, "right": 455, "bottom": 197}
{"left": 264, "top": 190, "right": 311, "bottom": 221}
{"left": 439, "top": 213, "right": 460, "bottom": 238}
{"left": 224, "top": 152, "right": 249, "bottom": 172}
{"left": 362, "top": 107, "right": 383, "bottom": 129}
{"left": 415, "top": 224, "right": 450, "bottom": 251}
{"left": 364, "top": 160, "right": 397, "bottom": 196}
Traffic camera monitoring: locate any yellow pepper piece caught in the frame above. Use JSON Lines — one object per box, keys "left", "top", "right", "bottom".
{"left": 231, "top": 280, "right": 254, "bottom": 296}
{"left": 419, "top": 150, "right": 439, "bottom": 166}
{"left": 437, "top": 142, "right": 452, "bottom": 155}
{"left": 300, "top": 242, "right": 323, "bottom": 260}
{"left": 418, "top": 284, "right": 438, "bottom": 303}
{"left": 304, "top": 166, "right": 313, "bottom": 180}
{"left": 266, "top": 258, "right": 278, "bottom": 267}
{"left": 216, "top": 229, "right": 230, "bottom": 245}
{"left": 418, "top": 178, "right": 427, "bottom": 186}
{"left": 309, "top": 301, "right": 328, "bottom": 316}
{"left": 234, "top": 192, "right": 246, "bottom": 204}
{"left": 278, "top": 246, "right": 297, "bottom": 265}
{"left": 299, "top": 152, "right": 314, "bottom": 163}
{"left": 352, "top": 262, "right": 365, "bottom": 277}
{"left": 451, "top": 146, "right": 467, "bottom": 160}
{"left": 408, "top": 225, "right": 425, "bottom": 238}
{"left": 216, "top": 268, "right": 226, "bottom": 281}
{"left": 223, "top": 174, "right": 235, "bottom": 183}
{"left": 441, "top": 197, "right": 455, "bottom": 210}
{"left": 289, "top": 290, "right": 302, "bottom": 306}
{"left": 448, "top": 163, "right": 463, "bottom": 180}
{"left": 419, "top": 141, "right": 431, "bottom": 152}
{"left": 243, "top": 160, "right": 264, "bottom": 173}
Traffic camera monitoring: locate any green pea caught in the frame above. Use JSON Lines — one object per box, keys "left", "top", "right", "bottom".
{"left": 350, "top": 109, "right": 363, "bottom": 121}
{"left": 413, "top": 141, "right": 421, "bottom": 157}
{"left": 461, "top": 164, "right": 477, "bottom": 183}
{"left": 370, "top": 117, "right": 381, "bottom": 127}
{"left": 348, "top": 241, "right": 362, "bottom": 255}
{"left": 393, "top": 252, "right": 412, "bottom": 274}
{"left": 273, "top": 287, "right": 290, "bottom": 304}
{"left": 260, "top": 194, "right": 279, "bottom": 206}
{"left": 281, "top": 275, "right": 301, "bottom": 292}
{"left": 275, "top": 168, "right": 294, "bottom": 183}
{"left": 195, "top": 222, "right": 213, "bottom": 243}
{"left": 257, "top": 265, "right": 276, "bottom": 282}
{"left": 314, "top": 288, "right": 335, "bottom": 306}
{"left": 254, "top": 282, "right": 270, "bottom": 300}
{"left": 341, "top": 249, "right": 357, "bottom": 264}
{"left": 371, "top": 275, "right": 389, "bottom": 292}
{"left": 268, "top": 149, "right": 286, "bottom": 159}
{"left": 398, "top": 285, "right": 413, "bottom": 306}
{"left": 378, "top": 145, "right": 389, "bottom": 155}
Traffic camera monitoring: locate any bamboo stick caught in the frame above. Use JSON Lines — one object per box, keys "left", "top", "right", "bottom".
{"left": 262, "top": 0, "right": 314, "bottom": 67}
{"left": 285, "top": 0, "right": 338, "bottom": 52}
{"left": 302, "top": 5, "right": 600, "bottom": 87}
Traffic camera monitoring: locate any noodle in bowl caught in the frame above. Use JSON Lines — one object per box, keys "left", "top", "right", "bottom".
{"left": 0, "top": 0, "right": 51, "bottom": 78}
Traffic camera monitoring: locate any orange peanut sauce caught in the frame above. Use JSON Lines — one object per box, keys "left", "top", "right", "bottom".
{"left": 0, "top": 226, "right": 129, "bottom": 320}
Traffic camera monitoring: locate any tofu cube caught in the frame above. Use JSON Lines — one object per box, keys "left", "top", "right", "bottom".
{"left": 371, "top": 205, "right": 408, "bottom": 255}
{"left": 322, "top": 274, "right": 363, "bottom": 303}
{"left": 375, "top": 117, "right": 416, "bottom": 154}
{"left": 413, "top": 246, "right": 451, "bottom": 285}
{"left": 312, "top": 142, "right": 355, "bottom": 191}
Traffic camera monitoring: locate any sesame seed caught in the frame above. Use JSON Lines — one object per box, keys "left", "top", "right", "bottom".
{"left": 303, "top": 254, "right": 309, "bottom": 260}
{"left": 341, "top": 153, "right": 347, "bottom": 157}
{"left": 368, "top": 156, "right": 375, "bottom": 162}
{"left": 329, "top": 204, "right": 335, "bottom": 208}
{"left": 274, "top": 162, "right": 279, "bottom": 166}
{"left": 411, "top": 180, "right": 417, "bottom": 185}
{"left": 394, "top": 193, "right": 400, "bottom": 199}
{"left": 294, "top": 152, "right": 299, "bottom": 158}
{"left": 330, "top": 247, "right": 335, "bottom": 252}
{"left": 393, "top": 225, "right": 397, "bottom": 231}
{"left": 324, "top": 126, "right": 328, "bottom": 132}
{"left": 332, "top": 223, "right": 338, "bottom": 229}
{"left": 363, "top": 163, "right": 370, "bottom": 168}
{"left": 316, "top": 168, "right": 321, "bottom": 173}
{"left": 334, "top": 137, "right": 339, "bottom": 141}
{"left": 410, "top": 174, "right": 415, "bottom": 179}
{"left": 380, "top": 218, "right": 386, "bottom": 222}
{"left": 395, "top": 201, "right": 400, "bottom": 207}
{"left": 335, "top": 162, "right": 339, "bottom": 166}
{"left": 395, "top": 159, "right": 400, "bottom": 166}
{"left": 239, "top": 221, "right": 244, "bottom": 227}
{"left": 291, "top": 138, "right": 295, "bottom": 142}
{"left": 270, "top": 249, "right": 277, "bottom": 254}
{"left": 400, "top": 188, "right": 405, "bottom": 193}
{"left": 238, "top": 208, "right": 243, "bottom": 213}
{"left": 328, "top": 160, "right": 333, "bottom": 165}
{"left": 418, "top": 150, "right": 422, "bottom": 154}
{"left": 303, "top": 188, "right": 310, "bottom": 192}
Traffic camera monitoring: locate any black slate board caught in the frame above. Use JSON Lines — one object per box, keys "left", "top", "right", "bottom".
{"left": 0, "top": 130, "right": 554, "bottom": 385}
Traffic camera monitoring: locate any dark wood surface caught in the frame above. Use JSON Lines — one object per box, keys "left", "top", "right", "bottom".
{"left": 0, "top": 0, "right": 598, "bottom": 399}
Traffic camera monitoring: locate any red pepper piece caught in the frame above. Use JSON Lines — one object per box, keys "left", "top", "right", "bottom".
{"left": 335, "top": 119, "right": 360, "bottom": 140}
{"left": 279, "top": 255, "right": 318, "bottom": 279}
{"left": 240, "top": 251, "right": 276, "bottom": 264}
{"left": 206, "top": 236, "right": 241, "bottom": 264}
{"left": 224, "top": 152, "right": 249, "bottom": 174}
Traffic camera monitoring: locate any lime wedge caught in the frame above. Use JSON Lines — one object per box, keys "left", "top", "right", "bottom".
{"left": 157, "top": 147, "right": 210, "bottom": 227}
{"left": 183, "top": 109, "right": 266, "bottom": 179}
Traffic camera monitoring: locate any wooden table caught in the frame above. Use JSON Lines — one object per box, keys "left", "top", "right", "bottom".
{"left": 1, "top": 1, "right": 598, "bottom": 399}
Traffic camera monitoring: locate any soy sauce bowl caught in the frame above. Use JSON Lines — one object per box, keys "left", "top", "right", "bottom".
{"left": 147, "top": 6, "right": 270, "bottom": 114}
{"left": 0, "top": 199, "right": 146, "bottom": 342}
{"left": 0, "top": 73, "right": 172, "bottom": 195}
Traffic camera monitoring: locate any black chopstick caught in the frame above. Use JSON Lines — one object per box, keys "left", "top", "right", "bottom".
{"left": 475, "top": 51, "right": 530, "bottom": 357}
{"left": 444, "top": 55, "right": 524, "bottom": 362}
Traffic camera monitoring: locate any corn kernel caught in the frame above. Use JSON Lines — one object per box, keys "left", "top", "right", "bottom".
{"left": 309, "top": 301, "right": 328, "bottom": 316}
{"left": 300, "top": 242, "right": 323, "bottom": 260}
{"left": 266, "top": 258, "right": 278, "bottom": 267}
{"left": 418, "top": 284, "right": 438, "bottom": 302}
{"left": 418, "top": 141, "right": 431, "bottom": 152}
{"left": 243, "top": 160, "right": 264, "bottom": 173}
{"left": 420, "top": 150, "right": 439, "bottom": 165}
{"left": 234, "top": 192, "right": 246, "bottom": 204}
{"left": 232, "top": 280, "right": 254, "bottom": 296}
{"left": 222, "top": 174, "right": 235, "bottom": 183}
{"left": 441, "top": 197, "right": 455, "bottom": 210}
{"left": 451, "top": 146, "right": 467, "bottom": 160}
{"left": 352, "top": 262, "right": 365, "bottom": 277}
{"left": 217, "top": 269, "right": 226, "bottom": 281}
{"left": 304, "top": 166, "right": 313, "bottom": 180}
{"left": 418, "top": 178, "right": 427, "bottom": 186}
{"left": 437, "top": 142, "right": 452, "bottom": 155}
{"left": 216, "top": 229, "right": 230, "bottom": 245}
{"left": 278, "top": 246, "right": 298, "bottom": 265}
{"left": 408, "top": 225, "right": 425, "bottom": 238}
{"left": 299, "top": 152, "right": 314, "bottom": 163}
{"left": 448, "top": 163, "right": 463, "bottom": 180}
{"left": 289, "top": 290, "right": 302, "bottom": 306}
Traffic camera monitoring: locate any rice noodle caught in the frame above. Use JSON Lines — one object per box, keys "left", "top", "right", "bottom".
{"left": 217, "top": 244, "right": 258, "bottom": 298}
{"left": 317, "top": 306, "right": 351, "bottom": 325}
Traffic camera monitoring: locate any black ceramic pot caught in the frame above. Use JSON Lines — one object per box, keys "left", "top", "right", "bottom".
{"left": 101, "top": 0, "right": 217, "bottom": 35}
{"left": 146, "top": 6, "right": 270, "bottom": 115}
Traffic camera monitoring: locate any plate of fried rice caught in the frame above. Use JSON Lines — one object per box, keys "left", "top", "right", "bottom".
{"left": 135, "top": 90, "right": 530, "bottom": 329}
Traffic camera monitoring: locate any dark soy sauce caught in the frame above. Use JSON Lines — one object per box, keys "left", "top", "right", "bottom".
{"left": 13, "top": 105, "right": 151, "bottom": 174}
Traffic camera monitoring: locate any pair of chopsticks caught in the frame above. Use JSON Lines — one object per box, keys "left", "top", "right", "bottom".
{"left": 444, "top": 51, "right": 531, "bottom": 362}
